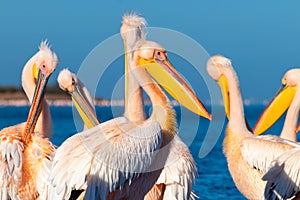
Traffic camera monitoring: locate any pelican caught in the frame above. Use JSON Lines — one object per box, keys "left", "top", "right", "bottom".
{"left": 0, "top": 41, "right": 57, "bottom": 199}
{"left": 121, "top": 13, "right": 199, "bottom": 199}
{"left": 48, "top": 37, "right": 211, "bottom": 199}
{"left": 57, "top": 68, "right": 100, "bottom": 130}
{"left": 248, "top": 69, "right": 300, "bottom": 199}
{"left": 206, "top": 55, "right": 300, "bottom": 199}
{"left": 55, "top": 13, "right": 202, "bottom": 199}
{"left": 253, "top": 69, "right": 300, "bottom": 142}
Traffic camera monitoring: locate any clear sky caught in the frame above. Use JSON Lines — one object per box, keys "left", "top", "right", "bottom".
{"left": 1, "top": 1, "right": 300, "bottom": 102}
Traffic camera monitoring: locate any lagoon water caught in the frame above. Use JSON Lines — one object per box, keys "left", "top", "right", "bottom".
{"left": 0, "top": 105, "right": 293, "bottom": 199}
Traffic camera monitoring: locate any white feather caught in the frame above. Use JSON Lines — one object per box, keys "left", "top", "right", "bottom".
{"left": 121, "top": 13, "right": 147, "bottom": 50}
{"left": 262, "top": 147, "right": 300, "bottom": 200}
{"left": 48, "top": 117, "right": 162, "bottom": 200}
{"left": 153, "top": 135, "right": 197, "bottom": 199}
{"left": 240, "top": 135, "right": 300, "bottom": 173}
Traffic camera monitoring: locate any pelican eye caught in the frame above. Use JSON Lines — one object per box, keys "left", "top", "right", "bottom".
{"left": 154, "top": 50, "right": 167, "bottom": 62}
{"left": 282, "top": 77, "right": 287, "bottom": 86}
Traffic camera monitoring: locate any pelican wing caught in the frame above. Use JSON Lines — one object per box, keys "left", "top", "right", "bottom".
{"left": 48, "top": 117, "right": 162, "bottom": 200}
{"left": 262, "top": 147, "right": 300, "bottom": 200}
{"left": 0, "top": 161, "right": 10, "bottom": 200}
{"left": 0, "top": 123, "right": 25, "bottom": 199}
{"left": 105, "top": 135, "right": 197, "bottom": 200}
{"left": 0, "top": 138, "right": 23, "bottom": 199}
{"left": 0, "top": 123, "right": 24, "bottom": 177}
{"left": 240, "top": 135, "right": 300, "bottom": 173}
{"left": 151, "top": 135, "right": 197, "bottom": 200}
{"left": 47, "top": 133, "right": 91, "bottom": 200}
{"left": 0, "top": 123, "right": 55, "bottom": 199}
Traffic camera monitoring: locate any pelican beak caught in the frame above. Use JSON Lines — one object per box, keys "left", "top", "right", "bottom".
{"left": 69, "top": 83, "right": 100, "bottom": 128}
{"left": 138, "top": 52, "right": 212, "bottom": 120}
{"left": 22, "top": 69, "right": 48, "bottom": 142}
{"left": 253, "top": 84, "right": 297, "bottom": 135}
{"left": 217, "top": 75, "right": 230, "bottom": 120}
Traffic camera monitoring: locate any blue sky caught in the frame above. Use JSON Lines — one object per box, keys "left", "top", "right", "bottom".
{"left": 1, "top": 1, "right": 300, "bottom": 102}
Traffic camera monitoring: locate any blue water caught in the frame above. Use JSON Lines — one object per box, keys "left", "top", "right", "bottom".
{"left": 0, "top": 105, "right": 294, "bottom": 199}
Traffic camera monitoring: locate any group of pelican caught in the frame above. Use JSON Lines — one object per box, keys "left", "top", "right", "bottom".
{"left": 0, "top": 14, "right": 211, "bottom": 200}
{"left": 207, "top": 56, "right": 300, "bottom": 199}
{"left": 0, "top": 13, "right": 299, "bottom": 200}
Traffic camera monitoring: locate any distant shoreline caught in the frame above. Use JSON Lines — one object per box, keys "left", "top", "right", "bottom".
{"left": 0, "top": 91, "right": 119, "bottom": 107}
{"left": 0, "top": 92, "right": 268, "bottom": 107}
{"left": 0, "top": 98, "right": 180, "bottom": 107}
{"left": 0, "top": 92, "right": 178, "bottom": 107}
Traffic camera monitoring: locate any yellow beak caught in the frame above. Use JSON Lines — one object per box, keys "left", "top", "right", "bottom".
{"left": 70, "top": 83, "right": 100, "bottom": 129}
{"left": 253, "top": 85, "right": 297, "bottom": 135}
{"left": 138, "top": 57, "right": 212, "bottom": 120}
{"left": 22, "top": 69, "right": 48, "bottom": 142}
{"left": 217, "top": 75, "right": 230, "bottom": 120}
{"left": 32, "top": 63, "right": 39, "bottom": 80}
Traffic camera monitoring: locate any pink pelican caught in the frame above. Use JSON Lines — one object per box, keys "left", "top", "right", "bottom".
{"left": 250, "top": 69, "right": 300, "bottom": 199}
{"left": 0, "top": 41, "right": 57, "bottom": 199}
{"left": 121, "top": 13, "right": 199, "bottom": 199}
{"left": 207, "top": 55, "right": 300, "bottom": 199}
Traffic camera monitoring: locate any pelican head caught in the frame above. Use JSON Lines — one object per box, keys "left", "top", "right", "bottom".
{"left": 207, "top": 55, "right": 233, "bottom": 80}
{"left": 254, "top": 69, "right": 300, "bottom": 135}
{"left": 33, "top": 41, "right": 59, "bottom": 80}
{"left": 23, "top": 41, "right": 58, "bottom": 142}
{"left": 120, "top": 13, "right": 146, "bottom": 48}
{"left": 131, "top": 40, "right": 212, "bottom": 120}
{"left": 57, "top": 69, "right": 77, "bottom": 93}
{"left": 282, "top": 69, "right": 300, "bottom": 87}
{"left": 57, "top": 69, "right": 99, "bottom": 128}
{"left": 207, "top": 55, "right": 233, "bottom": 119}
